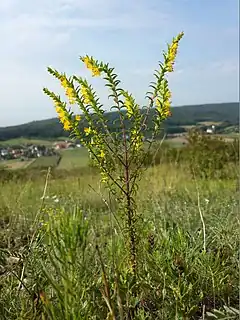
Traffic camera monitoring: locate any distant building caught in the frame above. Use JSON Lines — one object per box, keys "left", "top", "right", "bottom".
{"left": 53, "top": 142, "right": 73, "bottom": 150}
{"left": 1, "top": 149, "right": 8, "bottom": 157}
{"left": 206, "top": 125, "right": 215, "bottom": 134}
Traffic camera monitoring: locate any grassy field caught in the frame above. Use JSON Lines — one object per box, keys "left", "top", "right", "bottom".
{"left": 0, "top": 148, "right": 89, "bottom": 171}
{"left": 0, "top": 134, "right": 237, "bottom": 171}
{"left": 57, "top": 148, "right": 89, "bottom": 169}
{"left": 27, "top": 154, "right": 61, "bottom": 169}
{"left": 166, "top": 136, "right": 187, "bottom": 147}
{"left": 0, "top": 158, "right": 34, "bottom": 170}
{"left": 0, "top": 159, "right": 239, "bottom": 319}
{"left": 0, "top": 134, "right": 239, "bottom": 319}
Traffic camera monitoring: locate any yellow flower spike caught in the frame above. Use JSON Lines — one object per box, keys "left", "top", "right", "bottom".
{"left": 165, "top": 32, "right": 184, "bottom": 73}
{"left": 75, "top": 115, "right": 81, "bottom": 121}
{"left": 81, "top": 56, "right": 101, "bottom": 76}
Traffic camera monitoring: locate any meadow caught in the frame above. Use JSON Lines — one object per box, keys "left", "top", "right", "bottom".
{"left": 0, "top": 132, "right": 239, "bottom": 320}
{"left": 0, "top": 37, "right": 239, "bottom": 318}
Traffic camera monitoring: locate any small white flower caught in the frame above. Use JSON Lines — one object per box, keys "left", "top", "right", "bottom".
{"left": 205, "top": 198, "right": 209, "bottom": 204}
{"left": 54, "top": 198, "right": 59, "bottom": 203}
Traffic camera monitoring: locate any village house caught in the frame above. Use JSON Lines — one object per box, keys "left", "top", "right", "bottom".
{"left": 0, "top": 144, "right": 55, "bottom": 161}
{"left": 53, "top": 140, "right": 79, "bottom": 150}
{"left": 206, "top": 125, "right": 215, "bottom": 134}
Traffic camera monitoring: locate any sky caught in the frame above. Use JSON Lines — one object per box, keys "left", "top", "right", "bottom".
{"left": 0, "top": 0, "right": 239, "bottom": 127}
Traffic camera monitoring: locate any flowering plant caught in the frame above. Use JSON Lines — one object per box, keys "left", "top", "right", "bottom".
{"left": 43, "top": 32, "right": 184, "bottom": 275}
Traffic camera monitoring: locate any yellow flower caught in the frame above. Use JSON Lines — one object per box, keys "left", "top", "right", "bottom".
{"left": 80, "top": 86, "right": 91, "bottom": 104}
{"left": 82, "top": 56, "right": 94, "bottom": 70}
{"left": 59, "top": 115, "right": 66, "bottom": 124}
{"left": 155, "top": 95, "right": 172, "bottom": 120}
{"left": 55, "top": 104, "right": 66, "bottom": 122}
{"left": 60, "top": 76, "right": 76, "bottom": 104}
{"left": 63, "top": 120, "right": 72, "bottom": 131}
{"left": 164, "top": 100, "right": 171, "bottom": 110}
{"left": 82, "top": 56, "right": 101, "bottom": 77}
{"left": 54, "top": 100, "right": 62, "bottom": 109}
{"left": 81, "top": 86, "right": 88, "bottom": 95}
{"left": 83, "top": 97, "right": 91, "bottom": 104}
{"left": 66, "top": 87, "right": 76, "bottom": 104}
{"left": 84, "top": 127, "right": 91, "bottom": 135}
{"left": 75, "top": 115, "right": 81, "bottom": 121}
{"left": 83, "top": 56, "right": 92, "bottom": 68}
{"left": 92, "top": 66, "right": 101, "bottom": 77}
{"left": 100, "top": 150, "right": 105, "bottom": 158}
{"left": 60, "top": 78, "right": 68, "bottom": 88}
{"left": 55, "top": 106, "right": 62, "bottom": 113}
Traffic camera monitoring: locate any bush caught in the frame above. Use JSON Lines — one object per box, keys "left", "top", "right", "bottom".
{"left": 140, "top": 131, "right": 239, "bottom": 180}
{"left": 183, "top": 130, "right": 239, "bottom": 179}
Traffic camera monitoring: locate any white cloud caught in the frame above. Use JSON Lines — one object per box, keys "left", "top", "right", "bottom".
{"left": 0, "top": 0, "right": 169, "bottom": 64}
{"left": 0, "top": 0, "right": 238, "bottom": 126}
{"left": 0, "top": 0, "right": 172, "bottom": 126}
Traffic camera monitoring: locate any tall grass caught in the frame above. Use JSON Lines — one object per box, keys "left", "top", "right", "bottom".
{"left": 0, "top": 159, "right": 238, "bottom": 319}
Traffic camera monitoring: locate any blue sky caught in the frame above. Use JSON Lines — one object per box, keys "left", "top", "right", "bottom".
{"left": 0, "top": 0, "right": 239, "bottom": 126}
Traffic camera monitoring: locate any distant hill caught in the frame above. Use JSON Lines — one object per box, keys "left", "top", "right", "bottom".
{"left": 0, "top": 102, "right": 238, "bottom": 141}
